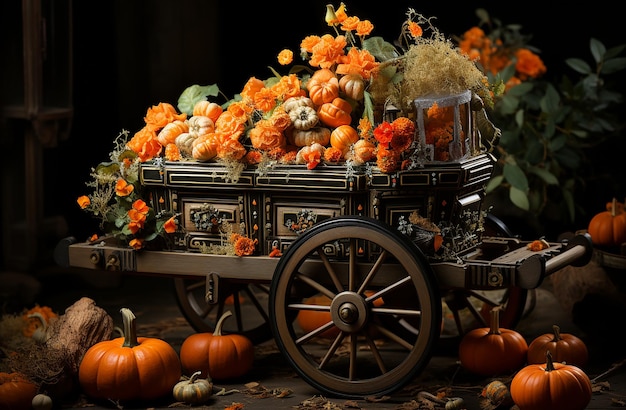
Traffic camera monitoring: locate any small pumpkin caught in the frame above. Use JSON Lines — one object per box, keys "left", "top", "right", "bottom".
{"left": 330, "top": 124, "right": 359, "bottom": 154}
{"left": 318, "top": 97, "right": 353, "bottom": 128}
{"left": 282, "top": 96, "right": 315, "bottom": 113}
{"left": 290, "top": 127, "right": 331, "bottom": 147}
{"left": 295, "top": 142, "right": 326, "bottom": 170}
{"left": 527, "top": 324, "right": 588, "bottom": 367}
{"left": 480, "top": 380, "right": 513, "bottom": 409}
{"left": 346, "top": 138, "right": 377, "bottom": 164}
{"left": 587, "top": 197, "right": 626, "bottom": 247}
{"left": 0, "top": 372, "right": 38, "bottom": 410}
{"left": 192, "top": 134, "right": 219, "bottom": 161}
{"left": 78, "top": 308, "right": 182, "bottom": 401}
{"left": 289, "top": 105, "right": 319, "bottom": 130}
{"left": 179, "top": 310, "right": 254, "bottom": 380}
{"left": 458, "top": 307, "right": 528, "bottom": 376}
{"left": 193, "top": 100, "right": 223, "bottom": 122}
{"left": 296, "top": 294, "right": 340, "bottom": 339}
{"left": 157, "top": 119, "right": 189, "bottom": 146}
{"left": 339, "top": 74, "right": 366, "bottom": 101}
{"left": 510, "top": 350, "right": 592, "bottom": 410}
{"left": 31, "top": 393, "right": 53, "bottom": 410}
{"left": 172, "top": 371, "right": 214, "bottom": 404}
{"left": 307, "top": 68, "right": 340, "bottom": 106}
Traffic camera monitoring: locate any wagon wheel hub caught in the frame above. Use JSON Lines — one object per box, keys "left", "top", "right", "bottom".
{"left": 330, "top": 291, "right": 369, "bottom": 333}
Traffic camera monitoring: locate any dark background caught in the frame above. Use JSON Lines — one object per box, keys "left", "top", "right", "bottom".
{"left": 1, "top": 0, "right": 624, "bottom": 271}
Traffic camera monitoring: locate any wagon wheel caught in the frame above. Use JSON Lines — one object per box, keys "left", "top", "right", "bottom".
{"left": 437, "top": 213, "right": 536, "bottom": 350}
{"left": 173, "top": 278, "right": 273, "bottom": 344}
{"left": 269, "top": 216, "right": 441, "bottom": 399}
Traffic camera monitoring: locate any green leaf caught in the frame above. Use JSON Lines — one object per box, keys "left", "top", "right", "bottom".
{"left": 590, "top": 38, "right": 606, "bottom": 64}
{"left": 554, "top": 147, "right": 581, "bottom": 169}
{"left": 540, "top": 83, "right": 560, "bottom": 114}
{"left": 485, "top": 175, "right": 504, "bottom": 193}
{"left": 525, "top": 140, "right": 544, "bottom": 164}
{"left": 363, "top": 90, "right": 375, "bottom": 125}
{"left": 565, "top": 58, "right": 592, "bottom": 74}
{"left": 509, "top": 186, "right": 530, "bottom": 210}
{"left": 548, "top": 134, "right": 567, "bottom": 151}
{"left": 362, "top": 36, "right": 400, "bottom": 62}
{"left": 529, "top": 166, "right": 559, "bottom": 185}
{"left": 503, "top": 163, "right": 529, "bottom": 191}
{"left": 601, "top": 57, "right": 626, "bottom": 74}
{"left": 177, "top": 84, "right": 221, "bottom": 116}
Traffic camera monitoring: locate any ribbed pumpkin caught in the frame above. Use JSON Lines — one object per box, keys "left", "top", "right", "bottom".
{"left": 527, "top": 324, "right": 588, "bottom": 367}
{"left": 510, "top": 350, "right": 592, "bottom": 410}
{"left": 458, "top": 307, "right": 528, "bottom": 376}
{"left": 0, "top": 372, "right": 38, "bottom": 410}
{"left": 193, "top": 100, "right": 223, "bottom": 122}
{"left": 172, "top": 371, "right": 213, "bottom": 404}
{"left": 157, "top": 120, "right": 189, "bottom": 146}
{"left": 330, "top": 124, "right": 359, "bottom": 154}
{"left": 78, "top": 308, "right": 182, "bottom": 401}
{"left": 339, "top": 74, "right": 366, "bottom": 101}
{"left": 290, "top": 127, "right": 331, "bottom": 147}
{"left": 179, "top": 311, "right": 254, "bottom": 380}
{"left": 318, "top": 97, "right": 352, "bottom": 128}
{"left": 307, "top": 68, "right": 340, "bottom": 106}
{"left": 587, "top": 197, "right": 626, "bottom": 247}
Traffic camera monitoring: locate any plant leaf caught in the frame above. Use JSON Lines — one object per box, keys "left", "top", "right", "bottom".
{"left": 503, "top": 163, "right": 529, "bottom": 191}
{"left": 177, "top": 84, "right": 221, "bottom": 116}
{"left": 509, "top": 186, "right": 530, "bottom": 210}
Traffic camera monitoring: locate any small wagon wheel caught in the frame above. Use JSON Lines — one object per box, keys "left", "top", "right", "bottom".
{"left": 173, "top": 278, "right": 273, "bottom": 344}
{"left": 269, "top": 216, "right": 441, "bottom": 398}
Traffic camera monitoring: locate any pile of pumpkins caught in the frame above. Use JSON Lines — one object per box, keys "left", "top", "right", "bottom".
{"left": 0, "top": 308, "right": 253, "bottom": 409}
{"left": 458, "top": 307, "right": 592, "bottom": 410}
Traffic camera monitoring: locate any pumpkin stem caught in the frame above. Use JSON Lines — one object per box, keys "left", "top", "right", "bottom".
{"left": 611, "top": 197, "right": 617, "bottom": 217}
{"left": 120, "top": 308, "right": 140, "bottom": 348}
{"left": 189, "top": 370, "right": 202, "bottom": 383}
{"left": 213, "top": 310, "right": 232, "bottom": 336}
{"left": 488, "top": 307, "right": 501, "bottom": 335}
{"left": 552, "top": 324, "right": 562, "bottom": 341}
{"left": 545, "top": 350, "right": 555, "bottom": 372}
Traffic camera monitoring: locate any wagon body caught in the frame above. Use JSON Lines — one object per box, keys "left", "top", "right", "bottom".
{"left": 55, "top": 92, "right": 593, "bottom": 399}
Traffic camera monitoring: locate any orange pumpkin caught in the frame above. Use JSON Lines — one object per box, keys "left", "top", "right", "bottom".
{"left": 0, "top": 372, "right": 38, "bottom": 410}
{"left": 193, "top": 100, "right": 223, "bottom": 122}
{"left": 339, "top": 74, "right": 366, "bottom": 101}
{"left": 510, "top": 350, "right": 592, "bottom": 410}
{"left": 290, "top": 127, "right": 331, "bottom": 147}
{"left": 318, "top": 97, "right": 353, "bottom": 128}
{"left": 179, "top": 310, "right": 254, "bottom": 380}
{"left": 458, "top": 307, "right": 528, "bottom": 376}
{"left": 296, "top": 294, "right": 340, "bottom": 339}
{"left": 78, "top": 308, "right": 182, "bottom": 401}
{"left": 527, "top": 324, "right": 588, "bottom": 367}
{"left": 587, "top": 197, "right": 626, "bottom": 247}
{"left": 307, "top": 68, "right": 340, "bottom": 106}
{"left": 330, "top": 124, "right": 359, "bottom": 154}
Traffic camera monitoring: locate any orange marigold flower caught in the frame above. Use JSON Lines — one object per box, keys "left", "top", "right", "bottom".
{"left": 129, "top": 238, "right": 144, "bottom": 250}
{"left": 89, "top": 233, "right": 99, "bottom": 241}
{"left": 340, "top": 16, "right": 360, "bottom": 32}
{"left": 217, "top": 138, "right": 247, "bottom": 161}
{"left": 230, "top": 233, "right": 242, "bottom": 244}
{"left": 127, "top": 126, "right": 162, "bottom": 162}
{"left": 244, "top": 150, "right": 263, "bottom": 165}
{"left": 336, "top": 47, "right": 379, "bottom": 79}
{"left": 280, "top": 150, "right": 298, "bottom": 164}
{"left": 268, "top": 110, "right": 292, "bottom": 131}
{"left": 115, "top": 178, "right": 134, "bottom": 197}
{"left": 271, "top": 74, "right": 305, "bottom": 101}
{"left": 132, "top": 199, "right": 150, "bottom": 214}
{"left": 376, "top": 146, "right": 400, "bottom": 173}
{"left": 267, "top": 146, "right": 287, "bottom": 160}
{"left": 144, "top": 102, "right": 186, "bottom": 132}
{"left": 358, "top": 117, "right": 373, "bottom": 137}
{"left": 300, "top": 35, "right": 321, "bottom": 54}
{"left": 278, "top": 49, "right": 293, "bottom": 65}
{"left": 234, "top": 236, "right": 257, "bottom": 256}
{"left": 226, "top": 100, "right": 253, "bottom": 122}
{"left": 215, "top": 111, "right": 245, "bottom": 140}
{"left": 356, "top": 20, "right": 374, "bottom": 37}
{"left": 324, "top": 146, "right": 343, "bottom": 163}
{"left": 407, "top": 21, "right": 422, "bottom": 39}
{"left": 390, "top": 133, "right": 413, "bottom": 152}
{"left": 253, "top": 87, "right": 278, "bottom": 113}
{"left": 164, "top": 143, "right": 181, "bottom": 161}
{"left": 77, "top": 195, "right": 91, "bottom": 209}
{"left": 391, "top": 117, "right": 416, "bottom": 138}
{"left": 302, "top": 149, "right": 322, "bottom": 170}
{"left": 240, "top": 77, "right": 265, "bottom": 101}
{"left": 515, "top": 48, "right": 547, "bottom": 80}
{"left": 163, "top": 216, "right": 177, "bottom": 234}
{"left": 249, "top": 120, "right": 286, "bottom": 151}
{"left": 127, "top": 220, "right": 144, "bottom": 234}
{"left": 373, "top": 121, "right": 394, "bottom": 145}
{"left": 309, "top": 34, "right": 347, "bottom": 69}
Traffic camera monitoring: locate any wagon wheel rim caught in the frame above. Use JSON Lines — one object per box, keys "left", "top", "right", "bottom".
{"left": 269, "top": 216, "right": 440, "bottom": 398}
{"left": 173, "top": 278, "right": 273, "bottom": 344}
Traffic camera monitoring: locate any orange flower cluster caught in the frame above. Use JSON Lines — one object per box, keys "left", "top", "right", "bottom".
{"left": 424, "top": 103, "right": 458, "bottom": 162}
{"left": 372, "top": 116, "right": 417, "bottom": 173}
{"left": 458, "top": 26, "right": 546, "bottom": 89}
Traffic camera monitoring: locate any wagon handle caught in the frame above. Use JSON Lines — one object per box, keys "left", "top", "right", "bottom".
{"left": 544, "top": 232, "right": 593, "bottom": 275}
